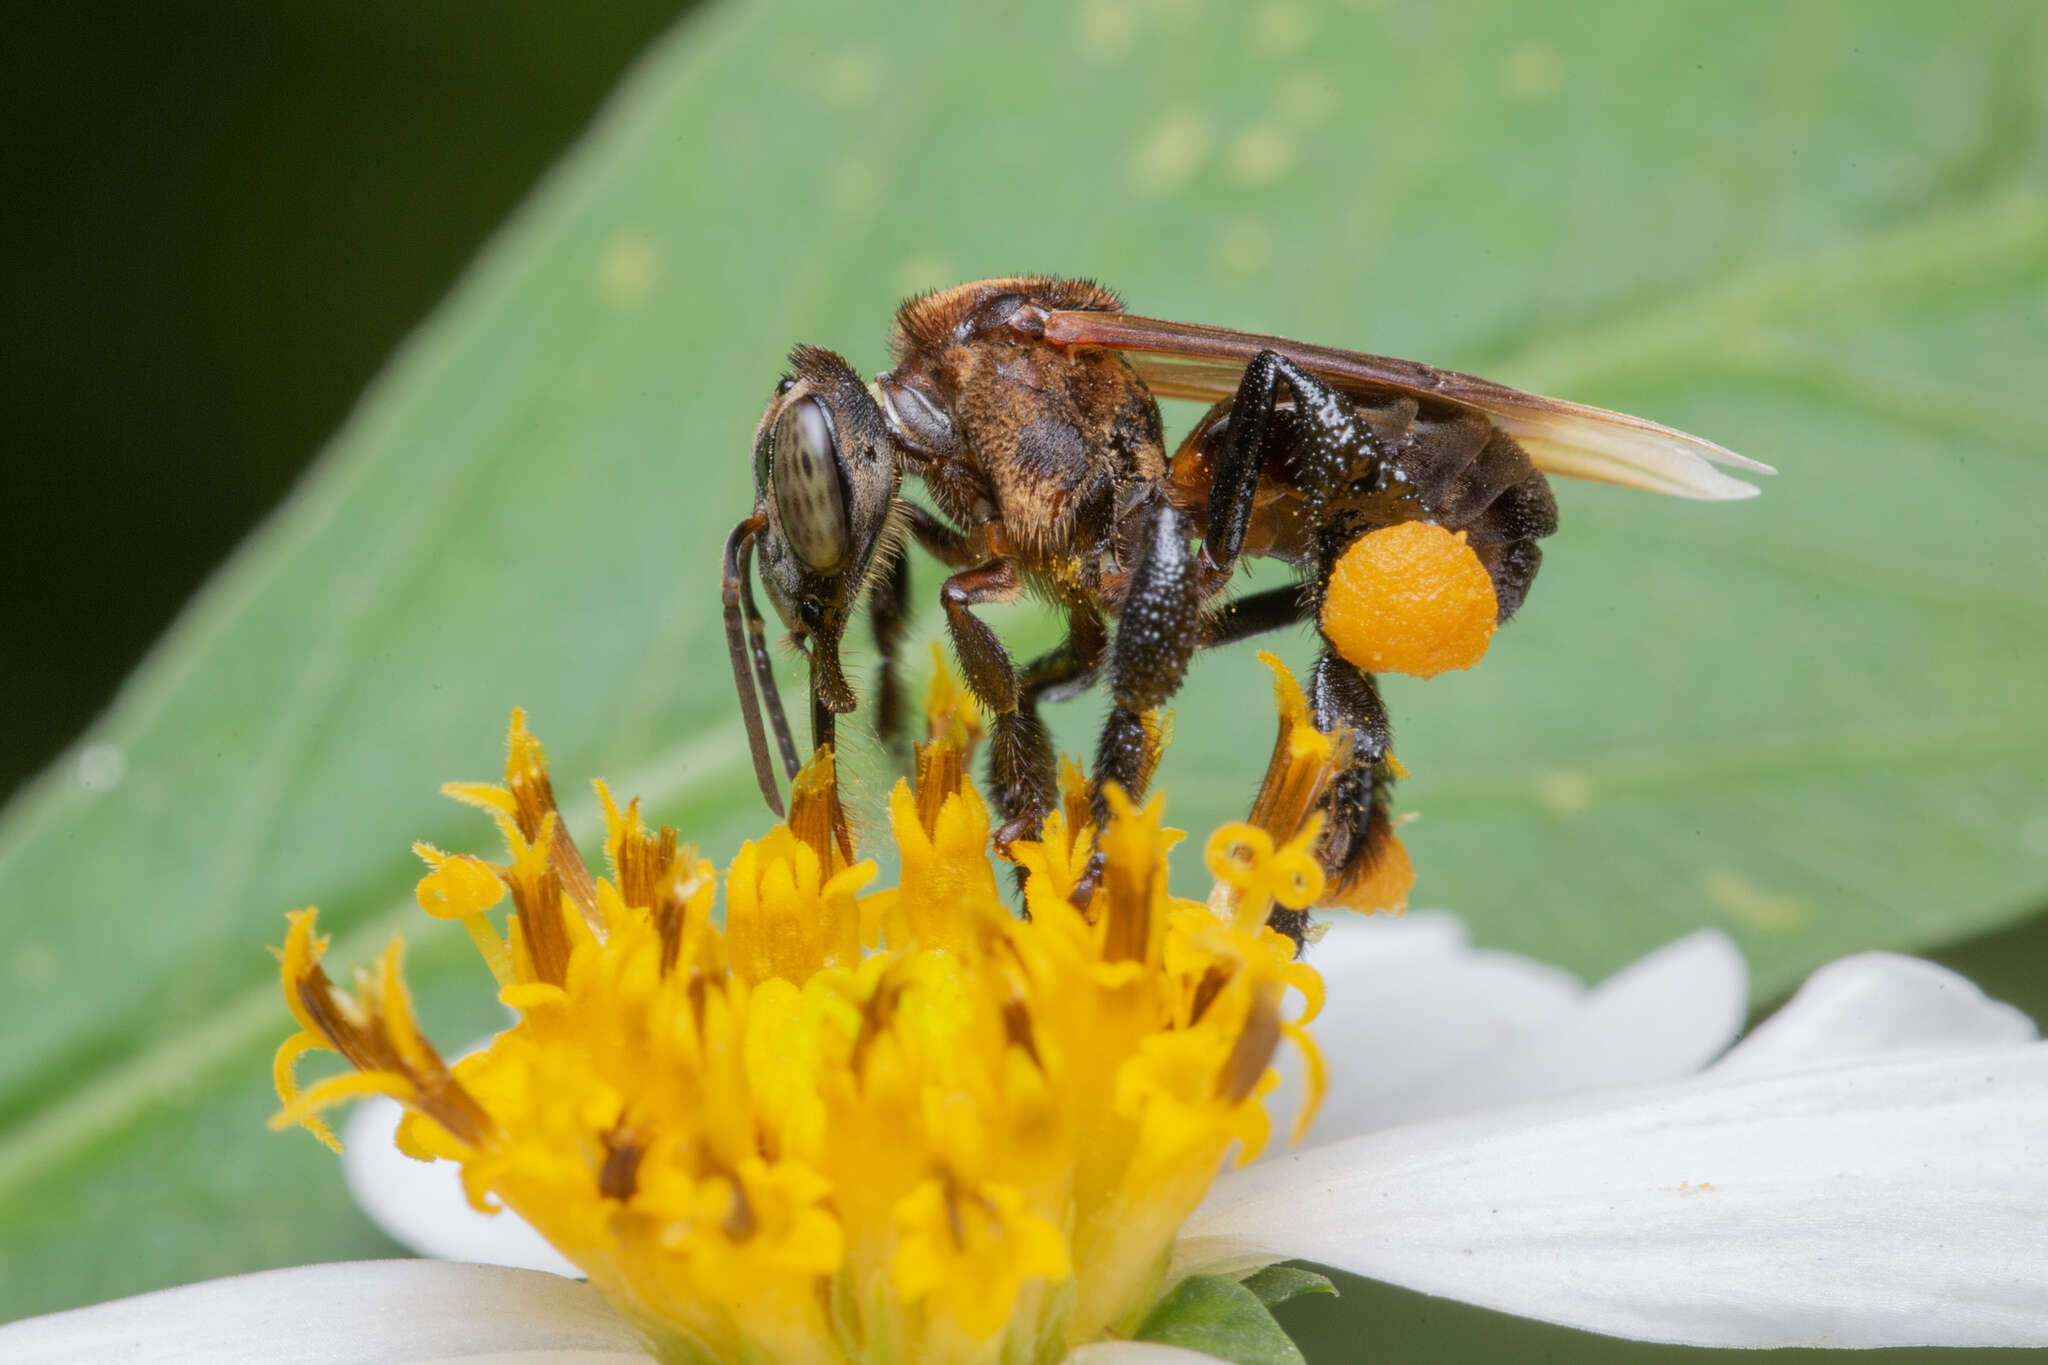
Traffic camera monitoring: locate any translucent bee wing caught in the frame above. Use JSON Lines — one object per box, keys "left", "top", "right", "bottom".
{"left": 1042, "top": 310, "right": 1774, "bottom": 501}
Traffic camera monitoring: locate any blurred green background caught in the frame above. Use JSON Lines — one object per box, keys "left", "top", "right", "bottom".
{"left": 1, "top": 1, "right": 690, "bottom": 802}
{"left": 3, "top": 2, "right": 2044, "bottom": 1361}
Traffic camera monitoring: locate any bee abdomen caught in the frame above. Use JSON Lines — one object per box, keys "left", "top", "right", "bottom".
{"left": 1399, "top": 405, "right": 1556, "bottom": 623}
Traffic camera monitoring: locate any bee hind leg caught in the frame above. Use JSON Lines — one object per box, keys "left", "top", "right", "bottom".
{"left": 1272, "top": 650, "right": 1407, "bottom": 950}
{"left": 1201, "top": 348, "right": 1395, "bottom": 575}
{"left": 1187, "top": 583, "right": 1401, "bottom": 948}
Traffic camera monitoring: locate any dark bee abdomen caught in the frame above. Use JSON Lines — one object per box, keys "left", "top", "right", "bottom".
{"left": 1394, "top": 399, "right": 1557, "bottom": 621}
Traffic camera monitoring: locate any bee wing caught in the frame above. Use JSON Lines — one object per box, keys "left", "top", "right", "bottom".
{"left": 1040, "top": 310, "right": 1773, "bottom": 501}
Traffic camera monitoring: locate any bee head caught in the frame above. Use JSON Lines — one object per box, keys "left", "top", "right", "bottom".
{"left": 726, "top": 346, "right": 903, "bottom": 812}
{"left": 749, "top": 346, "right": 901, "bottom": 704}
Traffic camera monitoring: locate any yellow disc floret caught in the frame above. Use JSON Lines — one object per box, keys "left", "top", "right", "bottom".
{"left": 272, "top": 663, "right": 1339, "bottom": 1365}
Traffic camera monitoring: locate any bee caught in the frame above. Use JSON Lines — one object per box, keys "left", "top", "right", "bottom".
{"left": 723, "top": 278, "right": 1767, "bottom": 930}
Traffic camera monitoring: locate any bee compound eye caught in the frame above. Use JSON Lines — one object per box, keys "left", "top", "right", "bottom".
{"left": 772, "top": 396, "right": 849, "bottom": 572}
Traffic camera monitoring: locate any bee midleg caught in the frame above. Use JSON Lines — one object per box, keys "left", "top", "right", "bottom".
{"left": 1022, "top": 604, "right": 1109, "bottom": 708}
{"left": 867, "top": 549, "right": 913, "bottom": 757}
{"left": 1092, "top": 495, "right": 1200, "bottom": 825}
{"left": 1201, "top": 349, "right": 1393, "bottom": 573}
{"left": 989, "top": 605, "right": 1108, "bottom": 857}
{"left": 938, "top": 556, "right": 1067, "bottom": 878}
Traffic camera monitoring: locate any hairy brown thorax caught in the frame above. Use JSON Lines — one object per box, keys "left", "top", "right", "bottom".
{"left": 887, "top": 278, "right": 1167, "bottom": 585}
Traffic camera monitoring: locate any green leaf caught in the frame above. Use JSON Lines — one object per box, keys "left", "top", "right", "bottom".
{"left": 1139, "top": 1275, "right": 1307, "bottom": 1365}
{"left": 1241, "top": 1265, "right": 1339, "bottom": 1308}
{"left": 3, "top": 0, "right": 2045, "bottom": 1325}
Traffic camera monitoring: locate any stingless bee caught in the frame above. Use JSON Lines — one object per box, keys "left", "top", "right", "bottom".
{"left": 723, "top": 278, "right": 1767, "bottom": 933}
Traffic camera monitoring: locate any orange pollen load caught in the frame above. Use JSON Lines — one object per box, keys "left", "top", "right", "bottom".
{"left": 1319, "top": 521, "right": 1498, "bottom": 679}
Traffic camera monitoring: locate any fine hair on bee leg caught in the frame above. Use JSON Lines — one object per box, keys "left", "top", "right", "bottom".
{"left": 1091, "top": 494, "right": 1200, "bottom": 826}
{"left": 1287, "top": 650, "right": 1398, "bottom": 947}
{"left": 1203, "top": 582, "right": 1311, "bottom": 648}
{"left": 867, "top": 547, "right": 913, "bottom": 759}
{"left": 1201, "top": 349, "right": 1399, "bottom": 575}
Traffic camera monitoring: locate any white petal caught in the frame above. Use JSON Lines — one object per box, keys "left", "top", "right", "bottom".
{"left": 1188, "top": 1043, "right": 2048, "bottom": 1347}
{"left": 0, "top": 1260, "right": 650, "bottom": 1363}
{"left": 1714, "top": 952, "right": 2036, "bottom": 1077}
{"left": 345, "top": 1097, "right": 584, "bottom": 1277}
{"left": 1065, "top": 1343, "right": 1232, "bottom": 1364}
{"left": 1280, "top": 913, "right": 1584, "bottom": 1146}
{"left": 1307, "top": 908, "right": 1472, "bottom": 966}
{"left": 1345, "top": 929, "right": 1746, "bottom": 1128}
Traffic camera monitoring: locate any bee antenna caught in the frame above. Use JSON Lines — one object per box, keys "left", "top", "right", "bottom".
{"left": 722, "top": 516, "right": 801, "bottom": 815}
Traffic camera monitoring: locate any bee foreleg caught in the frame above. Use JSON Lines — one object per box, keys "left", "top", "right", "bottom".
{"left": 723, "top": 514, "right": 795, "bottom": 816}
{"left": 867, "top": 550, "right": 913, "bottom": 759}
{"left": 901, "top": 498, "right": 979, "bottom": 569}
{"left": 1093, "top": 496, "right": 1200, "bottom": 823}
{"left": 940, "top": 558, "right": 1022, "bottom": 712}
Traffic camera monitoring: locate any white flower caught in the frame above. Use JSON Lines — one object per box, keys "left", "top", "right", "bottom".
{"left": 7, "top": 917, "right": 2044, "bottom": 1361}
{"left": 1191, "top": 920, "right": 2047, "bottom": 1349}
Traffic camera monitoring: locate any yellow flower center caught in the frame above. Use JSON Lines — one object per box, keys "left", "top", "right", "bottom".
{"left": 272, "top": 663, "right": 1336, "bottom": 1365}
